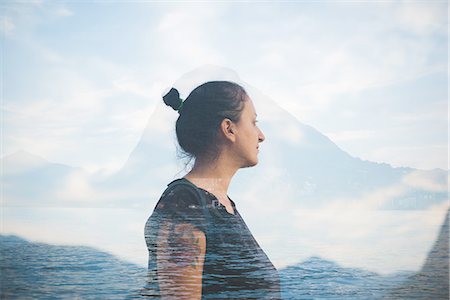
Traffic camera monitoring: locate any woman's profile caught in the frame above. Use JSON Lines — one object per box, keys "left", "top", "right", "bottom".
{"left": 141, "top": 81, "right": 281, "bottom": 299}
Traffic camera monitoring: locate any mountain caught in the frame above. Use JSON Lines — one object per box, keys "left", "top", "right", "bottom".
{"left": 1, "top": 151, "right": 78, "bottom": 207}
{"left": 278, "top": 256, "right": 413, "bottom": 299}
{"left": 102, "top": 67, "right": 447, "bottom": 211}
{"left": 3, "top": 67, "right": 447, "bottom": 210}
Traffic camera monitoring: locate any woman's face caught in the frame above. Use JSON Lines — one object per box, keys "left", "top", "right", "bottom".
{"left": 233, "top": 97, "right": 265, "bottom": 168}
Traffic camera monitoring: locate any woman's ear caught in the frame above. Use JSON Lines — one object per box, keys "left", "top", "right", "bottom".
{"left": 220, "top": 118, "right": 236, "bottom": 142}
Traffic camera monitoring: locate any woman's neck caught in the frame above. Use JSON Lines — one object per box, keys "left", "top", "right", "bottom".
{"left": 184, "top": 156, "right": 237, "bottom": 197}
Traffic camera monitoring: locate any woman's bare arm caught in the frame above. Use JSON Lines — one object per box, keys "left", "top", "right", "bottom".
{"left": 157, "top": 221, "right": 206, "bottom": 300}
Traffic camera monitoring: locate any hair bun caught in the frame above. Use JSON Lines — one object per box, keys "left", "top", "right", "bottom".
{"left": 163, "top": 88, "right": 183, "bottom": 113}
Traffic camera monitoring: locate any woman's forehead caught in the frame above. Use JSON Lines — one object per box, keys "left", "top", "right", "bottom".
{"left": 244, "top": 98, "right": 257, "bottom": 116}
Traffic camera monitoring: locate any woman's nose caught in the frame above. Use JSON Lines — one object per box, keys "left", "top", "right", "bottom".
{"left": 258, "top": 129, "right": 265, "bottom": 143}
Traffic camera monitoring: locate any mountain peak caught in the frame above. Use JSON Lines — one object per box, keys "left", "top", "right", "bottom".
{"left": 2, "top": 150, "right": 49, "bottom": 175}
{"left": 2, "top": 150, "right": 48, "bottom": 163}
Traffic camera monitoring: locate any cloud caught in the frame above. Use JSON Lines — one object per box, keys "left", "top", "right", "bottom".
{"left": 3, "top": 49, "right": 158, "bottom": 171}
{"left": 54, "top": 7, "right": 73, "bottom": 17}
{"left": 394, "top": 1, "right": 447, "bottom": 35}
{"left": 326, "top": 124, "right": 448, "bottom": 171}
{"left": 365, "top": 145, "right": 448, "bottom": 171}
{"left": 152, "top": 4, "right": 225, "bottom": 68}
{"left": 0, "top": 16, "right": 15, "bottom": 36}
{"left": 299, "top": 169, "right": 448, "bottom": 212}
{"left": 324, "top": 184, "right": 408, "bottom": 211}
{"left": 238, "top": 166, "right": 449, "bottom": 273}
{"left": 237, "top": 3, "right": 447, "bottom": 171}
{"left": 328, "top": 129, "right": 378, "bottom": 143}
{"left": 112, "top": 76, "right": 161, "bottom": 99}
{"left": 3, "top": 2, "right": 232, "bottom": 170}
{"left": 4, "top": 1, "right": 446, "bottom": 171}
{"left": 402, "top": 170, "right": 449, "bottom": 193}
{"left": 4, "top": 196, "right": 449, "bottom": 275}
{"left": 279, "top": 123, "right": 305, "bottom": 145}
{"left": 51, "top": 169, "right": 102, "bottom": 203}
{"left": 1, "top": 1, "right": 70, "bottom": 38}
{"left": 2, "top": 150, "right": 47, "bottom": 176}
{"left": 1, "top": 207, "right": 151, "bottom": 267}
{"left": 289, "top": 198, "right": 449, "bottom": 274}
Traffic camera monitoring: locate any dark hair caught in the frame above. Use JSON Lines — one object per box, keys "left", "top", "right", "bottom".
{"left": 163, "top": 81, "right": 248, "bottom": 167}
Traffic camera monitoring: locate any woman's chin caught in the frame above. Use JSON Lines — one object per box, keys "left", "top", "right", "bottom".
{"left": 242, "top": 158, "right": 258, "bottom": 168}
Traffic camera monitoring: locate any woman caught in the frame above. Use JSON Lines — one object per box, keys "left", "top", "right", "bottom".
{"left": 142, "top": 81, "right": 281, "bottom": 299}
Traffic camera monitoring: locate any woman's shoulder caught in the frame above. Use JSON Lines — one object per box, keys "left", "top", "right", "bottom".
{"left": 146, "top": 179, "right": 209, "bottom": 237}
{"left": 155, "top": 179, "right": 205, "bottom": 211}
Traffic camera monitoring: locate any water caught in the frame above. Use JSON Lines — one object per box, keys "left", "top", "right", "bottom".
{"left": 1, "top": 234, "right": 447, "bottom": 299}
{"left": 1, "top": 208, "right": 448, "bottom": 299}
{"left": 0, "top": 235, "right": 146, "bottom": 299}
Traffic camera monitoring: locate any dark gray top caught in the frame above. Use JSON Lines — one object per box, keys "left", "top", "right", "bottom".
{"left": 142, "top": 178, "right": 281, "bottom": 299}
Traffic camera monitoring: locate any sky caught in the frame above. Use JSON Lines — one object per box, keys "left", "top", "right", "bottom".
{"left": 1, "top": 0, "right": 449, "bottom": 275}
{"left": 1, "top": 0, "right": 448, "bottom": 172}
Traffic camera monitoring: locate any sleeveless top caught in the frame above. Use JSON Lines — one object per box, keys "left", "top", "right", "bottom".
{"left": 141, "top": 178, "right": 281, "bottom": 299}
